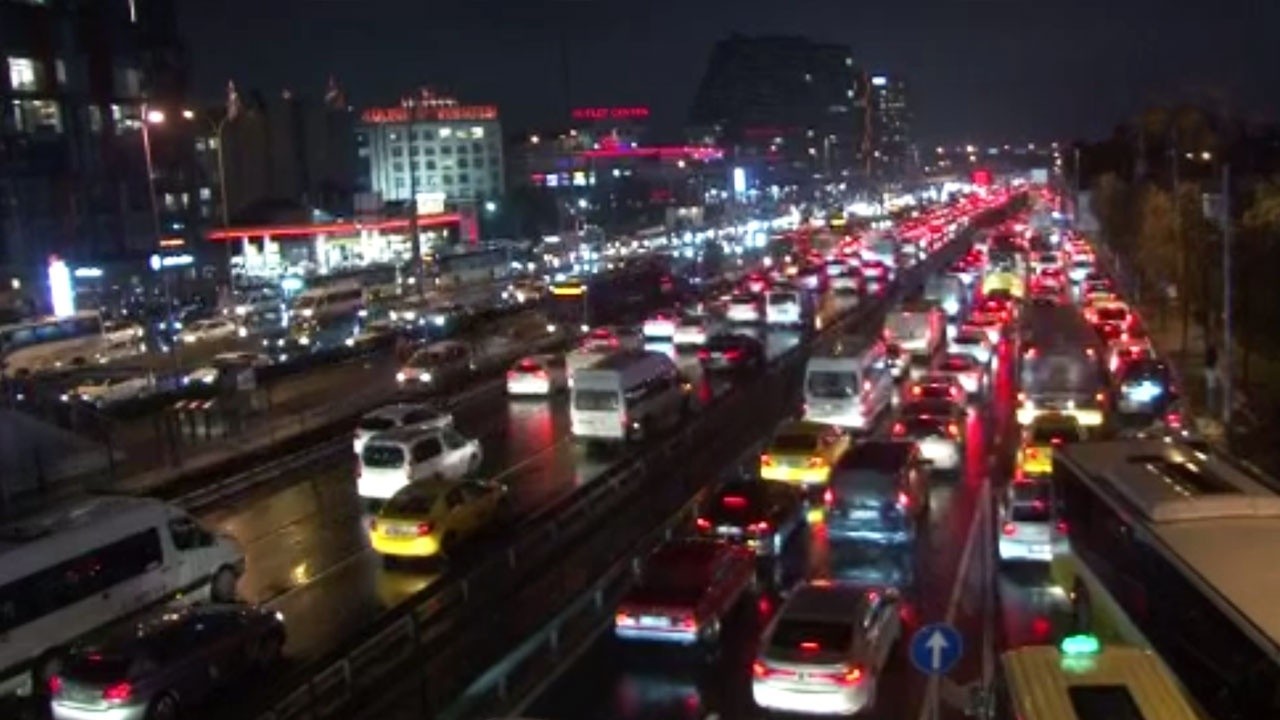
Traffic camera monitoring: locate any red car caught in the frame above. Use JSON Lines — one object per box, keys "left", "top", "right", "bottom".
{"left": 613, "top": 539, "right": 756, "bottom": 645}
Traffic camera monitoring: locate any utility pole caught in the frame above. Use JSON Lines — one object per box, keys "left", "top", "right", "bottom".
{"left": 1222, "top": 163, "right": 1233, "bottom": 424}
{"left": 1170, "top": 130, "right": 1189, "bottom": 355}
{"left": 403, "top": 96, "right": 427, "bottom": 297}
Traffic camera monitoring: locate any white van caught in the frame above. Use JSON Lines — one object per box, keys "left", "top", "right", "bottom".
{"left": 291, "top": 280, "right": 364, "bottom": 323}
{"left": 357, "top": 426, "right": 482, "bottom": 501}
{"left": 764, "top": 288, "right": 811, "bottom": 328}
{"left": 803, "top": 337, "right": 894, "bottom": 431}
{"left": 570, "top": 351, "right": 689, "bottom": 444}
{"left": 0, "top": 497, "right": 244, "bottom": 696}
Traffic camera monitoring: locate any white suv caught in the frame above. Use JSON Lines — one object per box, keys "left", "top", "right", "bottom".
{"left": 357, "top": 426, "right": 482, "bottom": 501}
{"left": 353, "top": 402, "right": 453, "bottom": 457}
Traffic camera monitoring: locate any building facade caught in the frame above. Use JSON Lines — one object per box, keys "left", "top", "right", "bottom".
{"left": 688, "top": 34, "right": 867, "bottom": 188}
{"left": 1, "top": 0, "right": 187, "bottom": 290}
{"left": 355, "top": 89, "right": 504, "bottom": 209}
{"left": 867, "top": 73, "right": 913, "bottom": 180}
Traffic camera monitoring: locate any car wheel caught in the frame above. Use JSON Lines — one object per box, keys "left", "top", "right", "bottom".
{"left": 210, "top": 565, "right": 239, "bottom": 602}
{"left": 146, "top": 692, "right": 180, "bottom": 720}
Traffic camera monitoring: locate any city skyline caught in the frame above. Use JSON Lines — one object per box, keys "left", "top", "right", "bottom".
{"left": 180, "top": 0, "right": 1280, "bottom": 144}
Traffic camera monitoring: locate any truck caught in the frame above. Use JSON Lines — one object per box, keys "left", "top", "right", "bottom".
{"left": 1015, "top": 303, "right": 1108, "bottom": 428}
{"left": 883, "top": 302, "right": 945, "bottom": 380}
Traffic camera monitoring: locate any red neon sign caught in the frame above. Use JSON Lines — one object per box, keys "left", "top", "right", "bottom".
{"left": 571, "top": 106, "right": 651, "bottom": 122}
{"left": 205, "top": 214, "right": 462, "bottom": 241}
{"left": 576, "top": 145, "right": 724, "bottom": 162}
{"left": 361, "top": 105, "right": 498, "bottom": 124}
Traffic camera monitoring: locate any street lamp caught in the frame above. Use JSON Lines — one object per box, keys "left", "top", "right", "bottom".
{"left": 484, "top": 200, "right": 497, "bottom": 214}
{"left": 140, "top": 106, "right": 180, "bottom": 369}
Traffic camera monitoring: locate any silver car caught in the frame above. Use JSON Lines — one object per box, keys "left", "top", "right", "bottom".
{"left": 50, "top": 604, "right": 285, "bottom": 720}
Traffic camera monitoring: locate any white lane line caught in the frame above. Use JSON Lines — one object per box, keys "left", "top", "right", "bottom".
{"left": 488, "top": 437, "right": 570, "bottom": 484}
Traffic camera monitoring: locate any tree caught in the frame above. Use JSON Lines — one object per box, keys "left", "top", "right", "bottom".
{"left": 1090, "top": 172, "right": 1137, "bottom": 255}
{"left": 1236, "top": 179, "right": 1280, "bottom": 376}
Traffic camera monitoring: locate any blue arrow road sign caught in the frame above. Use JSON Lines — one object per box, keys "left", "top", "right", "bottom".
{"left": 909, "top": 623, "right": 963, "bottom": 676}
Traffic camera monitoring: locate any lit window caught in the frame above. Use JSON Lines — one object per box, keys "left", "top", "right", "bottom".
{"left": 87, "top": 105, "right": 102, "bottom": 133}
{"left": 470, "top": 126, "right": 484, "bottom": 139}
{"left": 114, "top": 66, "right": 141, "bottom": 96}
{"left": 207, "top": 137, "right": 218, "bottom": 150}
{"left": 199, "top": 187, "right": 212, "bottom": 201}
{"left": 10, "top": 99, "right": 61, "bottom": 133}
{"left": 438, "top": 127, "right": 452, "bottom": 139}
{"left": 7, "top": 57, "right": 39, "bottom": 91}
{"left": 55, "top": 59, "right": 66, "bottom": 84}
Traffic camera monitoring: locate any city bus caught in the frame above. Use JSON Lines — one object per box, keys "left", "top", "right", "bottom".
{"left": 0, "top": 311, "right": 138, "bottom": 376}
{"left": 1050, "top": 439, "right": 1280, "bottom": 720}
{"left": 997, "top": 635, "right": 1205, "bottom": 720}
{"left": 1016, "top": 303, "right": 1107, "bottom": 427}
{"left": 434, "top": 246, "right": 512, "bottom": 285}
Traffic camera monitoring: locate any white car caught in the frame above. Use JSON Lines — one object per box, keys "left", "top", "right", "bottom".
{"left": 581, "top": 326, "right": 644, "bottom": 353}
{"left": 753, "top": 582, "right": 901, "bottom": 716}
{"left": 184, "top": 352, "right": 272, "bottom": 386}
{"left": 725, "top": 294, "right": 762, "bottom": 324}
{"left": 354, "top": 402, "right": 452, "bottom": 457}
{"left": 673, "top": 316, "right": 709, "bottom": 347}
{"left": 947, "top": 328, "right": 994, "bottom": 367}
{"left": 642, "top": 310, "right": 678, "bottom": 339}
{"left": 934, "top": 353, "right": 986, "bottom": 397}
{"left": 179, "top": 318, "right": 240, "bottom": 344}
{"left": 396, "top": 341, "right": 473, "bottom": 387}
{"left": 506, "top": 354, "right": 568, "bottom": 396}
{"left": 357, "top": 426, "right": 481, "bottom": 501}
{"left": 69, "top": 374, "right": 155, "bottom": 406}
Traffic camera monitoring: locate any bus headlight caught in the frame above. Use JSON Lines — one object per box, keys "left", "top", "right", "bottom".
{"left": 396, "top": 372, "right": 406, "bottom": 383}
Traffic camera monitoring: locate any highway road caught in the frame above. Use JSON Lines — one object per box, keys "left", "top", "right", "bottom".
{"left": 525, "top": 330, "right": 1049, "bottom": 720}
{"left": 189, "top": 328, "right": 811, "bottom": 669}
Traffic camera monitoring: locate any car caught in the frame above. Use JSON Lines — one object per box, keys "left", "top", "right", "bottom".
{"left": 965, "top": 311, "right": 1004, "bottom": 345}
{"left": 933, "top": 352, "right": 986, "bottom": 397}
{"left": 50, "top": 604, "right": 286, "bottom": 720}
{"left": 1015, "top": 414, "right": 1084, "bottom": 479}
{"left": 698, "top": 332, "right": 766, "bottom": 372}
{"left": 975, "top": 293, "right": 1017, "bottom": 324}
{"left": 580, "top": 325, "right": 644, "bottom": 352}
{"left": 642, "top": 310, "right": 679, "bottom": 339}
{"left": 694, "top": 479, "right": 806, "bottom": 557}
{"left": 947, "top": 327, "right": 994, "bottom": 366}
{"left": 1106, "top": 335, "right": 1155, "bottom": 376}
{"left": 505, "top": 354, "right": 568, "bottom": 396}
{"left": 891, "top": 410, "right": 964, "bottom": 471}
{"left": 673, "top": 315, "right": 710, "bottom": 347}
{"left": 1086, "top": 301, "right": 1133, "bottom": 339}
{"left": 1115, "top": 358, "right": 1177, "bottom": 416}
{"left": 353, "top": 402, "right": 453, "bottom": 457}
{"left": 68, "top": 374, "right": 156, "bottom": 406}
{"left": 859, "top": 259, "right": 891, "bottom": 285}
{"left": 759, "top": 420, "right": 851, "bottom": 488}
{"left": 613, "top": 539, "right": 756, "bottom": 645}
{"left": 897, "top": 397, "right": 966, "bottom": 436}
{"left": 183, "top": 351, "right": 273, "bottom": 386}
{"left": 396, "top": 340, "right": 474, "bottom": 388}
{"left": 998, "top": 478, "right": 1053, "bottom": 563}
{"left": 825, "top": 440, "right": 930, "bottom": 543}
{"left": 178, "top": 317, "right": 240, "bottom": 344}
{"left": 752, "top": 581, "right": 902, "bottom": 716}
{"left": 367, "top": 478, "right": 508, "bottom": 560}
{"left": 905, "top": 373, "right": 967, "bottom": 405}
{"left": 356, "top": 426, "right": 482, "bottom": 501}
{"left": 725, "top": 294, "right": 763, "bottom": 324}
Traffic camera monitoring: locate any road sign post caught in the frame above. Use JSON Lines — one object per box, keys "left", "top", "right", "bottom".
{"left": 911, "top": 623, "right": 964, "bottom": 676}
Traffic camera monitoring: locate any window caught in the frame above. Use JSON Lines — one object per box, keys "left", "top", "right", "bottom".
{"left": 0, "top": 530, "right": 163, "bottom": 634}
{"left": 168, "top": 516, "right": 213, "bottom": 550}
{"left": 472, "top": 157, "right": 484, "bottom": 168}
{"left": 390, "top": 146, "right": 404, "bottom": 157}
{"left": 472, "top": 142, "right": 484, "bottom": 154}
{"left": 441, "top": 174, "right": 454, "bottom": 186}
{"left": 469, "top": 126, "right": 485, "bottom": 139}
{"left": 438, "top": 127, "right": 452, "bottom": 139}
{"left": 574, "top": 389, "right": 619, "bottom": 411}
{"left": 425, "top": 160, "right": 436, "bottom": 171}
{"left": 10, "top": 99, "right": 61, "bottom": 133}
{"left": 421, "top": 146, "right": 436, "bottom": 156}
{"left": 54, "top": 58, "right": 66, "bottom": 84}
{"left": 7, "top": 57, "right": 39, "bottom": 91}
{"left": 392, "top": 161, "right": 404, "bottom": 173}
{"left": 457, "top": 158, "right": 470, "bottom": 169}
{"left": 440, "top": 145, "right": 453, "bottom": 155}
{"left": 87, "top": 105, "right": 102, "bottom": 134}
{"left": 411, "top": 437, "right": 443, "bottom": 463}
{"left": 457, "top": 173, "right": 470, "bottom": 185}
{"left": 114, "top": 65, "right": 141, "bottom": 96}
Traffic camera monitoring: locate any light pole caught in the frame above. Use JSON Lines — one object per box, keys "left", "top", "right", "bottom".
{"left": 141, "top": 107, "right": 181, "bottom": 370}
{"left": 1221, "top": 162, "right": 1233, "bottom": 424}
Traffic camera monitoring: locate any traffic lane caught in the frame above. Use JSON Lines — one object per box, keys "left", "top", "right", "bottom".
{"left": 199, "top": 389, "right": 572, "bottom": 662}
{"left": 527, "top": 340, "right": 1015, "bottom": 720}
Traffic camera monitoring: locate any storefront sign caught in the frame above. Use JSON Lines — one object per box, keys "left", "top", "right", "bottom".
{"left": 571, "top": 106, "right": 650, "bottom": 122}
{"left": 361, "top": 105, "right": 499, "bottom": 124}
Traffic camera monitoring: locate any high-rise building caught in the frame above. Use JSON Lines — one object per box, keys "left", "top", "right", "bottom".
{"left": 355, "top": 89, "right": 504, "bottom": 209}
{"left": 867, "top": 73, "right": 913, "bottom": 179}
{"left": 688, "top": 34, "right": 866, "bottom": 187}
{"left": 0, "top": 0, "right": 188, "bottom": 285}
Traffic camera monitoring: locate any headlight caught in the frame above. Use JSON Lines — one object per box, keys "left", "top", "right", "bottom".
{"left": 419, "top": 372, "right": 433, "bottom": 383}
{"left": 301, "top": 309, "right": 314, "bottom": 318}
{"left": 237, "top": 327, "right": 248, "bottom": 338}
{"left": 345, "top": 337, "right": 355, "bottom": 347}
{"left": 298, "top": 336, "right": 311, "bottom": 346}
{"left": 59, "top": 393, "right": 69, "bottom": 403}
{"left": 546, "top": 323, "right": 557, "bottom": 333}
{"left": 432, "top": 316, "right": 446, "bottom": 326}
{"left": 396, "top": 372, "right": 406, "bottom": 383}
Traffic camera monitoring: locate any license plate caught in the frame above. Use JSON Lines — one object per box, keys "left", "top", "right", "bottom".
{"left": 717, "top": 526, "right": 743, "bottom": 536}
{"left": 385, "top": 524, "right": 417, "bottom": 538}
{"left": 639, "top": 615, "right": 669, "bottom": 627}
{"left": 848, "top": 509, "right": 879, "bottom": 520}
{"left": 1030, "top": 544, "right": 1049, "bottom": 554}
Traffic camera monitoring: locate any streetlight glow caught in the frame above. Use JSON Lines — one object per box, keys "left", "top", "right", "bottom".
{"left": 181, "top": 109, "right": 195, "bottom": 120}
{"left": 145, "top": 109, "right": 166, "bottom": 124}
{"left": 1201, "top": 151, "right": 1213, "bottom": 161}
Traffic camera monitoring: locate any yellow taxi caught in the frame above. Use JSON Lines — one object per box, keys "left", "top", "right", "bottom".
{"left": 368, "top": 479, "right": 508, "bottom": 559}
{"left": 982, "top": 270, "right": 1025, "bottom": 299}
{"left": 1015, "top": 414, "right": 1084, "bottom": 480}
{"left": 759, "top": 421, "right": 850, "bottom": 486}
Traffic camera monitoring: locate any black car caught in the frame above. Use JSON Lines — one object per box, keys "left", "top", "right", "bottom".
{"left": 825, "top": 441, "right": 931, "bottom": 544}
{"left": 698, "top": 332, "right": 766, "bottom": 372}
{"left": 694, "top": 479, "right": 805, "bottom": 556}
{"left": 1116, "top": 358, "right": 1177, "bottom": 416}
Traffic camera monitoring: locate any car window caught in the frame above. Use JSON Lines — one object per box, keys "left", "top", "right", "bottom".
{"left": 411, "top": 437, "right": 443, "bottom": 463}
{"left": 362, "top": 444, "right": 406, "bottom": 468}
{"left": 167, "top": 516, "right": 214, "bottom": 550}
{"left": 441, "top": 428, "right": 468, "bottom": 448}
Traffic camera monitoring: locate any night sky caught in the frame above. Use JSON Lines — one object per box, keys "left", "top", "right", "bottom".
{"left": 180, "top": 0, "right": 1280, "bottom": 144}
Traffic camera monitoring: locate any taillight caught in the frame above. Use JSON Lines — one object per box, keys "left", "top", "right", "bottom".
{"left": 1002, "top": 522, "right": 1017, "bottom": 536}
{"left": 947, "top": 422, "right": 960, "bottom": 438}
{"left": 834, "top": 666, "right": 865, "bottom": 686}
{"left": 697, "top": 349, "right": 709, "bottom": 360}
{"left": 823, "top": 487, "right": 834, "bottom": 506}
{"left": 951, "top": 386, "right": 962, "bottom": 400}
{"left": 1017, "top": 391, "right": 1027, "bottom": 404}
{"left": 48, "top": 675, "right": 63, "bottom": 696}
{"left": 695, "top": 517, "right": 712, "bottom": 531}
{"left": 752, "top": 661, "right": 769, "bottom": 679}
{"left": 910, "top": 385, "right": 922, "bottom": 397}
{"left": 1056, "top": 520, "right": 1069, "bottom": 533}
{"left": 615, "top": 612, "right": 635, "bottom": 626}
{"left": 102, "top": 682, "right": 133, "bottom": 703}
{"left": 806, "top": 456, "right": 826, "bottom": 469}
{"left": 760, "top": 453, "right": 775, "bottom": 467}
{"left": 748, "top": 521, "right": 772, "bottom": 535}
{"left": 891, "top": 422, "right": 906, "bottom": 436}
{"left": 897, "top": 491, "right": 911, "bottom": 508}
{"left": 416, "top": 522, "right": 432, "bottom": 537}
{"left": 1165, "top": 411, "right": 1183, "bottom": 429}
{"left": 1095, "top": 391, "right": 1106, "bottom": 404}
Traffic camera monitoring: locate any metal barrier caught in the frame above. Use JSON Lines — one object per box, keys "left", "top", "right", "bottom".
{"left": 235, "top": 201, "right": 1021, "bottom": 720}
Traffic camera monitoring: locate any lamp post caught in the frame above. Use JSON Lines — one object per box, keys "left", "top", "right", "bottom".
{"left": 141, "top": 107, "right": 180, "bottom": 370}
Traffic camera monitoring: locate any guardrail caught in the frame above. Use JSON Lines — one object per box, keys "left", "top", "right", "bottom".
{"left": 230, "top": 198, "right": 1023, "bottom": 720}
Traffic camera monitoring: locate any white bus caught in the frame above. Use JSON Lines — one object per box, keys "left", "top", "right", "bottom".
{"left": 570, "top": 351, "right": 690, "bottom": 444}
{"left": 0, "top": 497, "right": 244, "bottom": 696}
{"left": 290, "top": 280, "right": 364, "bottom": 324}
{"left": 0, "top": 311, "right": 139, "bottom": 377}
{"left": 802, "top": 335, "right": 894, "bottom": 431}
{"left": 1050, "top": 440, "right": 1280, "bottom": 720}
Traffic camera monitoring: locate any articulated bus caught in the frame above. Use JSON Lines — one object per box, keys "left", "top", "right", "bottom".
{"left": 546, "top": 261, "right": 676, "bottom": 331}
{"left": 1016, "top": 303, "right": 1108, "bottom": 427}
{"left": 998, "top": 635, "right": 1205, "bottom": 720}
{"left": 1049, "top": 440, "right": 1280, "bottom": 720}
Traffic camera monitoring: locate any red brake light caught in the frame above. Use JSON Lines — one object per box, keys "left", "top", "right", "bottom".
{"left": 897, "top": 491, "right": 911, "bottom": 508}
{"left": 910, "top": 385, "right": 922, "bottom": 397}
{"left": 892, "top": 422, "right": 906, "bottom": 436}
{"left": 697, "top": 349, "right": 710, "bottom": 360}
{"left": 951, "top": 386, "right": 962, "bottom": 400}
{"left": 722, "top": 495, "right": 748, "bottom": 509}
{"left": 947, "top": 422, "right": 961, "bottom": 438}
{"left": 416, "top": 522, "right": 432, "bottom": 537}
{"left": 760, "top": 453, "right": 774, "bottom": 467}
{"left": 695, "top": 517, "right": 711, "bottom": 530}
{"left": 615, "top": 611, "right": 635, "bottom": 626}
{"left": 1050, "top": 436, "right": 1063, "bottom": 446}
{"left": 1056, "top": 520, "right": 1069, "bottom": 533}
{"left": 48, "top": 675, "right": 63, "bottom": 696}
{"left": 1017, "top": 391, "right": 1027, "bottom": 403}
{"left": 799, "top": 641, "right": 820, "bottom": 652}
{"left": 1165, "top": 411, "right": 1183, "bottom": 428}
{"left": 823, "top": 487, "right": 834, "bottom": 506}
{"left": 753, "top": 661, "right": 769, "bottom": 679}
{"left": 1002, "top": 522, "right": 1017, "bottom": 536}
{"left": 837, "top": 666, "right": 865, "bottom": 686}
{"left": 748, "top": 520, "right": 772, "bottom": 534}
{"left": 102, "top": 682, "right": 133, "bottom": 703}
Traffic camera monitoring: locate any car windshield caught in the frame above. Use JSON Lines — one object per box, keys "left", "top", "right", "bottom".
{"left": 574, "top": 389, "right": 620, "bottom": 411}
{"left": 1009, "top": 482, "right": 1050, "bottom": 522}
{"left": 769, "top": 619, "right": 854, "bottom": 653}
{"left": 1096, "top": 307, "right": 1128, "bottom": 322}
{"left": 769, "top": 292, "right": 798, "bottom": 305}
{"left": 62, "top": 654, "right": 134, "bottom": 683}
{"left": 705, "top": 487, "right": 767, "bottom": 523}
{"left": 361, "top": 444, "right": 406, "bottom": 468}
{"left": 357, "top": 417, "right": 396, "bottom": 432}
{"left": 807, "top": 370, "right": 857, "bottom": 398}
{"left": 1031, "top": 423, "right": 1082, "bottom": 444}
{"left": 771, "top": 432, "right": 818, "bottom": 453}
{"left": 384, "top": 489, "right": 439, "bottom": 515}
